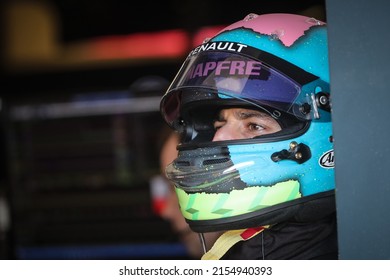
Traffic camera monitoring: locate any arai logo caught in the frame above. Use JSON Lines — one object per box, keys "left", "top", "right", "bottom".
{"left": 319, "top": 150, "right": 334, "bottom": 168}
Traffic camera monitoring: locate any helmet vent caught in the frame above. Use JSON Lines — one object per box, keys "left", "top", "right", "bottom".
{"left": 203, "top": 157, "right": 230, "bottom": 166}
{"left": 175, "top": 160, "right": 190, "bottom": 167}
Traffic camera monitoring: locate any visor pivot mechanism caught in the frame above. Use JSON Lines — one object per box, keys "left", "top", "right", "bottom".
{"left": 315, "top": 92, "right": 331, "bottom": 112}
{"left": 271, "top": 141, "right": 311, "bottom": 164}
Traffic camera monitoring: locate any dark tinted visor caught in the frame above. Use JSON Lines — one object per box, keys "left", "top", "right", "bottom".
{"left": 161, "top": 48, "right": 314, "bottom": 126}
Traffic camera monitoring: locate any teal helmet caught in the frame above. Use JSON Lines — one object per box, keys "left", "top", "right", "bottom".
{"left": 160, "top": 13, "right": 335, "bottom": 232}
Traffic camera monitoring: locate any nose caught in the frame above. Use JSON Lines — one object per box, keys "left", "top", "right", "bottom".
{"left": 212, "top": 124, "right": 238, "bottom": 141}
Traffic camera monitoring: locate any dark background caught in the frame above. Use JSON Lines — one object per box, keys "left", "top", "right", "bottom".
{"left": 53, "top": 0, "right": 325, "bottom": 42}
{"left": 2, "top": 0, "right": 390, "bottom": 261}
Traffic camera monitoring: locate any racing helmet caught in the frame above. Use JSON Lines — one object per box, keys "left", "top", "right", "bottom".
{"left": 160, "top": 13, "right": 335, "bottom": 232}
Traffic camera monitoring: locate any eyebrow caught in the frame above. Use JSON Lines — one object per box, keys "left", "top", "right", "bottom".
{"left": 235, "top": 110, "right": 272, "bottom": 120}
{"left": 215, "top": 109, "right": 272, "bottom": 122}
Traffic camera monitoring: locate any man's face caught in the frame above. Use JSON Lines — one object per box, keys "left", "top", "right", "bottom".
{"left": 212, "top": 108, "right": 282, "bottom": 141}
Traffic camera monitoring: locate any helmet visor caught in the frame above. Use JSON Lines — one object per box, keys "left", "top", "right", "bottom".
{"left": 161, "top": 50, "right": 309, "bottom": 126}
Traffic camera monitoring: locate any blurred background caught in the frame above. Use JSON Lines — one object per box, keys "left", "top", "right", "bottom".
{"left": 0, "top": 0, "right": 325, "bottom": 259}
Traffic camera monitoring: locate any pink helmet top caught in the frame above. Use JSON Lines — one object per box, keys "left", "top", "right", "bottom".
{"left": 217, "top": 13, "right": 325, "bottom": 47}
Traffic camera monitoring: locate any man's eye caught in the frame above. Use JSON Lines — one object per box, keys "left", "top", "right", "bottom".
{"left": 213, "top": 121, "right": 224, "bottom": 130}
{"left": 248, "top": 123, "right": 265, "bottom": 131}
{"left": 214, "top": 125, "right": 223, "bottom": 131}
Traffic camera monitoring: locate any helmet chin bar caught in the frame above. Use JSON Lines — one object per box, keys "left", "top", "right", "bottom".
{"left": 186, "top": 190, "right": 336, "bottom": 232}
{"left": 271, "top": 141, "right": 311, "bottom": 164}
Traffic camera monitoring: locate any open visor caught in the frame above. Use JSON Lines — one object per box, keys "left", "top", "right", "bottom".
{"left": 161, "top": 48, "right": 316, "bottom": 127}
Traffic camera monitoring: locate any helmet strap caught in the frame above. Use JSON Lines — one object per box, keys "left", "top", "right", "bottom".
{"left": 201, "top": 226, "right": 269, "bottom": 260}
